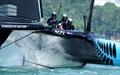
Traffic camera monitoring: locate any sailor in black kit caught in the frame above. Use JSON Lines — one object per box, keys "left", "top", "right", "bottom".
{"left": 59, "top": 14, "right": 69, "bottom": 30}
{"left": 47, "top": 12, "right": 58, "bottom": 29}
{"left": 67, "top": 18, "right": 75, "bottom": 30}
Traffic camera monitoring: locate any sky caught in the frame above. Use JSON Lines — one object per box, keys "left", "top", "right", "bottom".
{"left": 95, "top": 0, "right": 120, "bottom": 7}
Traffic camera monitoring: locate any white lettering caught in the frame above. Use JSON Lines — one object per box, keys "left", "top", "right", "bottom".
{"left": 54, "top": 30, "right": 65, "bottom": 35}
{"left": 1, "top": 25, "right": 28, "bottom": 28}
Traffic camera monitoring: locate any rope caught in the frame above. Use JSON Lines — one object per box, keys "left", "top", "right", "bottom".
{"left": 0, "top": 32, "right": 34, "bottom": 50}
{"left": 25, "top": 60, "right": 54, "bottom": 69}
{"left": 0, "top": 14, "right": 33, "bottom": 22}
{"left": 0, "top": 31, "right": 54, "bottom": 69}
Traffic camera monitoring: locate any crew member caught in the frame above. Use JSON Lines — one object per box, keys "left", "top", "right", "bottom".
{"left": 59, "top": 14, "right": 68, "bottom": 30}
{"left": 67, "top": 18, "right": 75, "bottom": 30}
{"left": 56, "top": 23, "right": 63, "bottom": 30}
{"left": 47, "top": 12, "right": 58, "bottom": 29}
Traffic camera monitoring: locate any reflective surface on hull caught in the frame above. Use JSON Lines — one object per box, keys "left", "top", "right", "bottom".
{"left": 60, "top": 37, "right": 99, "bottom": 62}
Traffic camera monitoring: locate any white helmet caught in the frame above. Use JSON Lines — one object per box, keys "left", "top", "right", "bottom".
{"left": 52, "top": 12, "right": 56, "bottom": 15}
{"left": 68, "top": 18, "right": 73, "bottom": 22}
{"left": 52, "top": 11, "right": 57, "bottom": 17}
{"left": 63, "top": 14, "right": 67, "bottom": 17}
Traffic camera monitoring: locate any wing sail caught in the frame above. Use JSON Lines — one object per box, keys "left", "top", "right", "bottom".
{"left": 0, "top": 0, "right": 43, "bottom": 46}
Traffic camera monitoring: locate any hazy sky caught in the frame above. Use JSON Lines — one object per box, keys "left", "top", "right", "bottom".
{"left": 95, "top": 0, "right": 120, "bottom": 6}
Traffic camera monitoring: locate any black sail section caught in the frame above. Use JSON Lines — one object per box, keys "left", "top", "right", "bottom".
{"left": 0, "top": 30, "right": 12, "bottom": 47}
{"left": 0, "top": 0, "right": 41, "bottom": 47}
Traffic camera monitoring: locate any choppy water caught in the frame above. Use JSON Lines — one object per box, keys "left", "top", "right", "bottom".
{"left": 0, "top": 64, "right": 120, "bottom": 75}
{"left": 0, "top": 31, "right": 120, "bottom": 75}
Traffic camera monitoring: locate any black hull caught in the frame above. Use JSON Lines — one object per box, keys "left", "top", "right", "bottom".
{"left": 37, "top": 29, "right": 120, "bottom": 66}
{"left": 36, "top": 30, "right": 101, "bottom": 65}
{"left": 0, "top": 30, "right": 11, "bottom": 47}
{"left": 57, "top": 36, "right": 100, "bottom": 64}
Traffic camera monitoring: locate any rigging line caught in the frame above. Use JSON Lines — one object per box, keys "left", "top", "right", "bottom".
{"left": 15, "top": 15, "right": 34, "bottom": 22}
{"left": 0, "top": 14, "right": 34, "bottom": 22}
{"left": 25, "top": 60, "right": 54, "bottom": 69}
{"left": 16, "top": 14, "right": 40, "bottom": 22}
{"left": 0, "top": 31, "right": 34, "bottom": 50}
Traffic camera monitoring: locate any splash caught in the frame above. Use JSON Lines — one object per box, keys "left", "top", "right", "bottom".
{"left": 9, "top": 31, "right": 82, "bottom": 68}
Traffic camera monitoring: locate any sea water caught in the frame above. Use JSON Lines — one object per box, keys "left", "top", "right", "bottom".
{"left": 0, "top": 31, "right": 120, "bottom": 75}
{"left": 0, "top": 64, "right": 120, "bottom": 75}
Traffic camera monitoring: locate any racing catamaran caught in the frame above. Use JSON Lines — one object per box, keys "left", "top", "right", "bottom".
{"left": 0, "top": 0, "right": 120, "bottom": 68}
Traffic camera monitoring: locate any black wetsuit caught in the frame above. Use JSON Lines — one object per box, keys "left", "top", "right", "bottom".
{"left": 59, "top": 19, "right": 68, "bottom": 30}
{"left": 47, "top": 17, "right": 58, "bottom": 29}
{"left": 68, "top": 24, "right": 75, "bottom": 30}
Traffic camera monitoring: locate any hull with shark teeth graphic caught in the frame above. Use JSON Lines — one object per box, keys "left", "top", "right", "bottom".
{"left": 94, "top": 38, "right": 120, "bottom": 66}
{"left": 36, "top": 29, "right": 120, "bottom": 66}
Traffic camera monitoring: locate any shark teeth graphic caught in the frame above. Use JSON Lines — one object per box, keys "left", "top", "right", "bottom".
{"left": 94, "top": 39, "right": 117, "bottom": 65}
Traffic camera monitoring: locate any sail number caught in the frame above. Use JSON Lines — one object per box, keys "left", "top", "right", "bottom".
{"left": 54, "top": 30, "right": 65, "bottom": 35}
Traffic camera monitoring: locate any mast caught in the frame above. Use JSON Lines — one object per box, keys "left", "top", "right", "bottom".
{"left": 86, "top": 0, "right": 95, "bottom": 33}
{"left": 37, "top": 0, "right": 43, "bottom": 22}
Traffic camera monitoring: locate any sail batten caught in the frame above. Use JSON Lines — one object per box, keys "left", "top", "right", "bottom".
{"left": 0, "top": 0, "right": 42, "bottom": 22}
